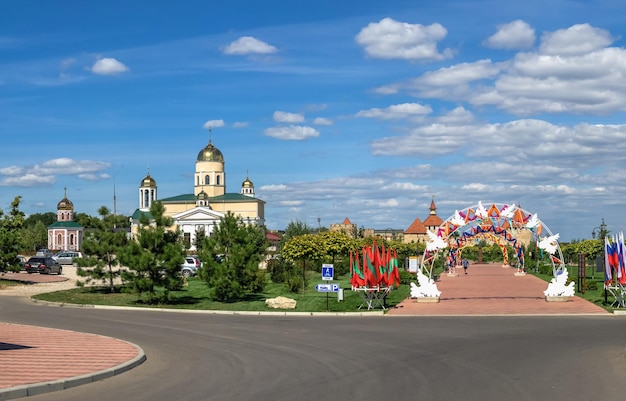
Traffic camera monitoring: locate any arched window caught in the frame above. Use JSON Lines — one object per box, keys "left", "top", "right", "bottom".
{"left": 143, "top": 189, "right": 150, "bottom": 208}
{"left": 70, "top": 234, "right": 74, "bottom": 245}
{"left": 205, "top": 175, "right": 210, "bottom": 185}
{"left": 57, "top": 233, "right": 63, "bottom": 248}
{"left": 216, "top": 175, "right": 221, "bottom": 185}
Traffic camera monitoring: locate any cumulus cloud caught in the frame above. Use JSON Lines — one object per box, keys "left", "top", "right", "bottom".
{"left": 91, "top": 58, "right": 129, "bottom": 75}
{"left": 356, "top": 103, "right": 432, "bottom": 119}
{"left": 484, "top": 20, "right": 535, "bottom": 49}
{"left": 388, "top": 23, "right": 626, "bottom": 115}
{"left": 356, "top": 17, "right": 453, "bottom": 60}
{"left": 0, "top": 158, "right": 110, "bottom": 187}
{"left": 222, "top": 36, "right": 278, "bottom": 55}
{"left": 313, "top": 117, "right": 333, "bottom": 126}
{"left": 203, "top": 119, "right": 225, "bottom": 129}
{"left": 232, "top": 121, "right": 248, "bottom": 128}
{"left": 263, "top": 125, "right": 319, "bottom": 140}
{"left": 273, "top": 111, "right": 304, "bottom": 123}
{"left": 540, "top": 23, "right": 614, "bottom": 56}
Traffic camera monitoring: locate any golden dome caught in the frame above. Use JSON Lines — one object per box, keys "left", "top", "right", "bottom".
{"left": 57, "top": 196, "right": 74, "bottom": 211}
{"left": 242, "top": 177, "right": 254, "bottom": 188}
{"left": 197, "top": 142, "right": 224, "bottom": 162}
{"left": 140, "top": 173, "right": 157, "bottom": 188}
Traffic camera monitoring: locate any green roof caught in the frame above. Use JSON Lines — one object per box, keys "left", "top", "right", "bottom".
{"left": 48, "top": 221, "right": 83, "bottom": 229}
{"left": 131, "top": 209, "right": 153, "bottom": 220}
{"left": 160, "top": 193, "right": 264, "bottom": 203}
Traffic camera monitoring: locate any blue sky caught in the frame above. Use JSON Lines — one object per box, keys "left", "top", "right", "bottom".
{"left": 2, "top": 0, "right": 626, "bottom": 241}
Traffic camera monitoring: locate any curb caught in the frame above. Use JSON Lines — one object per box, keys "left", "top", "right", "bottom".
{"left": 0, "top": 342, "right": 146, "bottom": 401}
{"left": 29, "top": 298, "right": 386, "bottom": 316}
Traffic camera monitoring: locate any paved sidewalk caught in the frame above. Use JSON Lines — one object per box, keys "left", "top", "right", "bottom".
{"left": 387, "top": 263, "right": 609, "bottom": 316}
{"left": 0, "top": 323, "right": 145, "bottom": 400}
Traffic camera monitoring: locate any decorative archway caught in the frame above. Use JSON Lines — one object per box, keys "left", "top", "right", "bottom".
{"left": 417, "top": 202, "right": 566, "bottom": 298}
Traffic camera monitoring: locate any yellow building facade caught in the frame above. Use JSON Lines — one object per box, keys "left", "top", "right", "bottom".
{"left": 131, "top": 139, "right": 265, "bottom": 250}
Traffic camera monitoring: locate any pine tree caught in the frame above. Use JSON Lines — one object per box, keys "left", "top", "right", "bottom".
{"left": 0, "top": 196, "right": 25, "bottom": 272}
{"left": 75, "top": 206, "right": 128, "bottom": 292}
{"left": 118, "top": 201, "right": 185, "bottom": 304}
{"left": 198, "top": 212, "right": 267, "bottom": 302}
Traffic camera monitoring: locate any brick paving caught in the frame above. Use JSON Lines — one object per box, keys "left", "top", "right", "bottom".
{"left": 387, "top": 263, "right": 609, "bottom": 316}
{"left": 0, "top": 323, "right": 144, "bottom": 399}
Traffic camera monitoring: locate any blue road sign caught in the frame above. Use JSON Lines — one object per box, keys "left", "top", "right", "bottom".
{"left": 322, "top": 264, "right": 334, "bottom": 281}
{"left": 316, "top": 283, "right": 340, "bottom": 292}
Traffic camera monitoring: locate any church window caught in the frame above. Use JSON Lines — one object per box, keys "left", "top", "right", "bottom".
{"left": 205, "top": 175, "right": 210, "bottom": 185}
{"left": 57, "top": 233, "right": 63, "bottom": 247}
{"left": 216, "top": 175, "right": 221, "bottom": 185}
{"left": 70, "top": 234, "right": 74, "bottom": 245}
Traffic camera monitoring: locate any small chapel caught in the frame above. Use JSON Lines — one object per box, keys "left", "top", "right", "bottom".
{"left": 47, "top": 189, "right": 84, "bottom": 251}
{"left": 130, "top": 137, "right": 265, "bottom": 250}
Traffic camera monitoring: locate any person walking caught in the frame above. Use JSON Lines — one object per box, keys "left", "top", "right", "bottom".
{"left": 462, "top": 258, "right": 469, "bottom": 274}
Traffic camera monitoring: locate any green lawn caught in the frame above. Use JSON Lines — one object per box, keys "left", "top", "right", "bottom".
{"left": 32, "top": 273, "right": 410, "bottom": 313}
{"left": 26, "top": 266, "right": 624, "bottom": 313}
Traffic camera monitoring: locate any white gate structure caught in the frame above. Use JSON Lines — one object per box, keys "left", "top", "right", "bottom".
{"left": 415, "top": 202, "right": 570, "bottom": 299}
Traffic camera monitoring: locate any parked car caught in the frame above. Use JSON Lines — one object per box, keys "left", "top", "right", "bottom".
{"left": 24, "top": 257, "right": 63, "bottom": 275}
{"left": 35, "top": 249, "right": 53, "bottom": 257}
{"left": 53, "top": 251, "right": 82, "bottom": 265}
{"left": 180, "top": 256, "right": 202, "bottom": 278}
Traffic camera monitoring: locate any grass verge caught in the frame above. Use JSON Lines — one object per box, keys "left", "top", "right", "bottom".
{"left": 32, "top": 273, "right": 410, "bottom": 313}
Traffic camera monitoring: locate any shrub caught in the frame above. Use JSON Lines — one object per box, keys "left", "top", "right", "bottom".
{"left": 399, "top": 269, "right": 414, "bottom": 285}
{"left": 286, "top": 274, "right": 305, "bottom": 293}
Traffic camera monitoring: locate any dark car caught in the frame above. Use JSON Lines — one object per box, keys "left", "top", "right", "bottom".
{"left": 24, "top": 257, "right": 63, "bottom": 275}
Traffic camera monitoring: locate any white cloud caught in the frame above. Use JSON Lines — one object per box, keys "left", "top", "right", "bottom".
{"left": 313, "top": 117, "right": 333, "bottom": 126}
{"left": 484, "top": 20, "right": 535, "bottom": 49}
{"left": 222, "top": 36, "right": 278, "bottom": 55}
{"left": 373, "top": 84, "right": 400, "bottom": 95}
{"left": 273, "top": 111, "right": 304, "bottom": 123}
{"left": 356, "top": 17, "right": 453, "bottom": 60}
{"left": 356, "top": 102, "right": 432, "bottom": 119}
{"left": 540, "top": 23, "right": 614, "bottom": 56}
{"left": 263, "top": 125, "right": 319, "bottom": 140}
{"left": 0, "top": 165, "right": 24, "bottom": 176}
{"left": 91, "top": 58, "right": 129, "bottom": 75}
{"left": 203, "top": 119, "right": 225, "bottom": 129}
{"left": 232, "top": 122, "right": 248, "bottom": 128}
{"left": 32, "top": 158, "right": 111, "bottom": 175}
{"left": 0, "top": 174, "right": 55, "bottom": 187}
{"left": 260, "top": 184, "right": 288, "bottom": 191}
{"left": 0, "top": 158, "right": 110, "bottom": 187}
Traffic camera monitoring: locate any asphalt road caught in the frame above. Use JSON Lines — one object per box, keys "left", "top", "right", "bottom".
{"left": 1, "top": 297, "right": 626, "bottom": 401}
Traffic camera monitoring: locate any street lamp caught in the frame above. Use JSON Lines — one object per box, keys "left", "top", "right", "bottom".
{"left": 592, "top": 226, "right": 601, "bottom": 240}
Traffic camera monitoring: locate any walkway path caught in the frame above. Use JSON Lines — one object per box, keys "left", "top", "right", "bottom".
{"left": 387, "top": 263, "right": 608, "bottom": 316}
